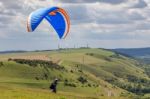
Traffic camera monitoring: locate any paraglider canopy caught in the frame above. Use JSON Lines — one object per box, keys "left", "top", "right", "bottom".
{"left": 27, "top": 7, "right": 70, "bottom": 39}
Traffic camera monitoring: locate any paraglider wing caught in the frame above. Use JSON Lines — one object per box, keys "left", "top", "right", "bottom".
{"left": 27, "top": 7, "right": 70, "bottom": 39}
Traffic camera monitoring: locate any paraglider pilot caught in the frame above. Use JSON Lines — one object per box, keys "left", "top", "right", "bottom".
{"left": 50, "top": 79, "right": 58, "bottom": 93}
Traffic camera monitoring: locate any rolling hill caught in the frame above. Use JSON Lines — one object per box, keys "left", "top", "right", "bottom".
{"left": 0, "top": 48, "right": 150, "bottom": 99}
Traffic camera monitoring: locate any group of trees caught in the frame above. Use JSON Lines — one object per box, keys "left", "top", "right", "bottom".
{"left": 8, "top": 58, "right": 64, "bottom": 70}
{"left": 143, "top": 65, "right": 150, "bottom": 77}
{"left": 106, "top": 75, "right": 150, "bottom": 95}
{"left": 117, "top": 82, "right": 150, "bottom": 95}
{"left": 126, "top": 75, "right": 150, "bottom": 95}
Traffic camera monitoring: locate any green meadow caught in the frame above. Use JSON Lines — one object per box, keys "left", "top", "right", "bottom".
{"left": 0, "top": 48, "right": 150, "bottom": 99}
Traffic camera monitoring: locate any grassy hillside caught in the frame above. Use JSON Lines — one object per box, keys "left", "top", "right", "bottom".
{"left": 0, "top": 48, "right": 150, "bottom": 99}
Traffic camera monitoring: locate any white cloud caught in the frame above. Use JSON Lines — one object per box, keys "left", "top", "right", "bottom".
{"left": 0, "top": 0, "right": 150, "bottom": 50}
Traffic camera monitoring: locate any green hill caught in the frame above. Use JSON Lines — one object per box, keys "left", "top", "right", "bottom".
{"left": 0, "top": 48, "right": 150, "bottom": 99}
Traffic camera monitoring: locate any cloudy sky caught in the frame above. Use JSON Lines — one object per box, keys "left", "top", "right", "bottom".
{"left": 0, "top": 0, "right": 150, "bottom": 51}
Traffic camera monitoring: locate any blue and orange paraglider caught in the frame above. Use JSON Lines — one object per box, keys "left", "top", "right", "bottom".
{"left": 27, "top": 7, "right": 70, "bottom": 39}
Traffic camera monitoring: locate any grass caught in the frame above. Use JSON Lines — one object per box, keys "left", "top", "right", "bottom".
{"left": 0, "top": 84, "right": 132, "bottom": 99}
{"left": 0, "top": 84, "right": 88, "bottom": 99}
{"left": 0, "top": 48, "right": 149, "bottom": 99}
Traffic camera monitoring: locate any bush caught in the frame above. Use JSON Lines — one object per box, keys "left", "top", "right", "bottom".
{"left": 35, "top": 77, "right": 39, "bottom": 80}
{"left": 86, "top": 53, "right": 94, "bottom": 56}
{"left": 0, "top": 62, "right": 4, "bottom": 67}
{"left": 43, "top": 73, "right": 48, "bottom": 80}
{"left": 70, "top": 70, "right": 74, "bottom": 73}
{"left": 8, "top": 58, "right": 12, "bottom": 61}
{"left": 77, "top": 76, "right": 87, "bottom": 84}
{"left": 64, "top": 80, "right": 76, "bottom": 87}
{"left": 88, "top": 83, "right": 91, "bottom": 87}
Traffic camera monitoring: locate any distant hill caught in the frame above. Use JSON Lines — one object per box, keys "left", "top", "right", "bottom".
{"left": 112, "top": 47, "right": 150, "bottom": 64}
{"left": 0, "top": 50, "right": 27, "bottom": 54}
{"left": 112, "top": 47, "right": 150, "bottom": 58}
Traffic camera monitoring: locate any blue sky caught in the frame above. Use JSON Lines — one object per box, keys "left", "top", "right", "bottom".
{"left": 0, "top": 0, "right": 150, "bottom": 51}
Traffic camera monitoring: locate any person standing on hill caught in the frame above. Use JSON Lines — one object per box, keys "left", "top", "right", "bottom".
{"left": 49, "top": 79, "right": 58, "bottom": 93}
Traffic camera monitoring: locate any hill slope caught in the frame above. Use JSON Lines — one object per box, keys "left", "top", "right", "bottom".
{"left": 0, "top": 48, "right": 150, "bottom": 99}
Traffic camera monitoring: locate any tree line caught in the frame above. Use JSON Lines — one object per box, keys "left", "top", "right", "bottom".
{"left": 8, "top": 58, "right": 65, "bottom": 70}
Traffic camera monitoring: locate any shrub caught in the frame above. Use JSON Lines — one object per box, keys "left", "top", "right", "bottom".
{"left": 64, "top": 81, "right": 77, "bottom": 87}
{"left": 88, "top": 83, "right": 91, "bottom": 87}
{"left": 77, "top": 76, "right": 87, "bottom": 84}
{"left": 35, "top": 77, "right": 39, "bottom": 80}
{"left": 0, "top": 62, "right": 3, "bottom": 66}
